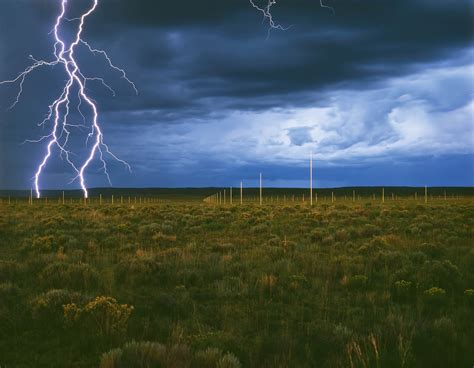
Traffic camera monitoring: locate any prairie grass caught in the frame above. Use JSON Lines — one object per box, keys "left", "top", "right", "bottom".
{"left": 0, "top": 199, "right": 472, "bottom": 367}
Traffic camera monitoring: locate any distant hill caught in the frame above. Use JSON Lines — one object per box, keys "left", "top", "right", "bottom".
{"left": 1, "top": 186, "right": 473, "bottom": 200}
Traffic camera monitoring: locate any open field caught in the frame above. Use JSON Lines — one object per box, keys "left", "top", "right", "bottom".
{"left": 0, "top": 193, "right": 473, "bottom": 367}
{"left": 1, "top": 186, "right": 473, "bottom": 203}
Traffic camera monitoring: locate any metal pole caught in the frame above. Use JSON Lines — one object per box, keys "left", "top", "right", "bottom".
{"left": 240, "top": 181, "right": 243, "bottom": 205}
{"left": 310, "top": 152, "right": 313, "bottom": 206}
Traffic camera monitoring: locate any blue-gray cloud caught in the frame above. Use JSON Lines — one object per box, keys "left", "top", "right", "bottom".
{"left": 0, "top": 0, "right": 472, "bottom": 189}
{"left": 287, "top": 127, "right": 314, "bottom": 146}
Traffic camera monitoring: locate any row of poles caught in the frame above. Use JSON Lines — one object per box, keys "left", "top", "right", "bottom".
{"left": 0, "top": 187, "right": 461, "bottom": 206}
{"left": 1, "top": 191, "right": 162, "bottom": 206}
{"left": 204, "top": 153, "right": 453, "bottom": 206}
{"left": 0, "top": 154, "right": 465, "bottom": 206}
{"left": 203, "top": 184, "right": 449, "bottom": 205}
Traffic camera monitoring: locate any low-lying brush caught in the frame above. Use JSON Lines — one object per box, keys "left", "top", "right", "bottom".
{"left": 0, "top": 199, "right": 472, "bottom": 367}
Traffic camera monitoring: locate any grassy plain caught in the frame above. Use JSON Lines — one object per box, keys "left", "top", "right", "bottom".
{"left": 0, "top": 194, "right": 473, "bottom": 367}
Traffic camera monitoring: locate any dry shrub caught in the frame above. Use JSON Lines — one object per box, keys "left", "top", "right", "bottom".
{"left": 64, "top": 296, "right": 133, "bottom": 339}
{"left": 39, "top": 261, "right": 99, "bottom": 291}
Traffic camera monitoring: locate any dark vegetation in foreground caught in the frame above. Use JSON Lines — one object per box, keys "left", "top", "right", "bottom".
{"left": 0, "top": 198, "right": 473, "bottom": 367}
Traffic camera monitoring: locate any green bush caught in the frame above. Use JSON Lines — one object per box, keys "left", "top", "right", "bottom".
{"left": 464, "top": 289, "right": 474, "bottom": 306}
{"left": 30, "top": 289, "right": 82, "bottom": 326}
{"left": 251, "top": 224, "right": 269, "bottom": 234}
{"left": 334, "top": 229, "right": 349, "bottom": 242}
{"left": 138, "top": 223, "right": 162, "bottom": 237}
{"left": 64, "top": 296, "right": 134, "bottom": 339}
{"left": 392, "top": 280, "right": 415, "bottom": 303}
{"left": 267, "top": 236, "right": 280, "bottom": 246}
{"left": 115, "top": 257, "right": 161, "bottom": 287}
{"left": 420, "top": 260, "right": 462, "bottom": 292}
{"left": 194, "top": 347, "right": 223, "bottom": 367}
{"left": 0, "top": 282, "right": 23, "bottom": 333}
{"left": 347, "top": 275, "right": 368, "bottom": 291}
{"left": 100, "top": 348, "right": 123, "bottom": 368}
{"left": 218, "top": 352, "right": 241, "bottom": 368}
{"left": 0, "top": 282, "right": 21, "bottom": 309}
{"left": 302, "top": 320, "right": 346, "bottom": 365}
{"left": 423, "top": 287, "right": 447, "bottom": 307}
{"left": 419, "top": 243, "right": 443, "bottom": 258}
{"left": 321, "top": 235, "right": 335, "bottom": 246}
{"left": 413, "top": 317, "right": 457, "bottom": 367}
{"left": 409, "top": 251, "right": 427, "bottom": 265}
{"left": 165, "top": 343, "right": 192, "bottom": 367}
{"left": 31, "top": 235, "right": 55, "bottom": 252}
{"left": 0, "top": 260, "right": 21, "bottom": 281}
{"left": 38, "top": 261, "right": 99, "bottom": 291}
{"left": 100, "top": 342, "right": 240, "bottom": 368}
{"left": 359, "top": 224, "right": 381, "bottom": 238}
{"left": 121, "top": 340, "right": 167, "bottom": 367}
{"left": 310, "top": 229, "right": 324, "bottom": 242}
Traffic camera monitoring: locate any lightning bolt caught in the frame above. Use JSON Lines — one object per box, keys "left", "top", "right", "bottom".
{"left": 319, "top": 0, "right": 335, "bottom": 15}
{"left": 249, "top": 0, "right": 334, "bottom": 36}
{"left": 0, "top": 0, "right": 136, "bottom": 198}
{"left": 249, "top": 0, "right": 291, "bottom": 37}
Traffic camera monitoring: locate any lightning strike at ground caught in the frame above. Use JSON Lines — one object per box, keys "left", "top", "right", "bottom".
{"left": 0, "top": 0, "right": 136, "bottom": 199}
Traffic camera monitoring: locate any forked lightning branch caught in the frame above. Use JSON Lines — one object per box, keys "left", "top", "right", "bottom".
{"left": 0, "top": 0, "right": 137, "bottom": 199}
{"left": 1, "top": 0, "right": 332, "bottom": 199}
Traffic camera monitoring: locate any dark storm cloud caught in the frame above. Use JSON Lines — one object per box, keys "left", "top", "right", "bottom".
{"left": 88, "top": 0, "right": 473, "bottom": 117}
{"left": 8, "top": 0, "right": 471, "bottom": 116}
{"left": 0, "top": 0, "right": 472, "bottom": 189}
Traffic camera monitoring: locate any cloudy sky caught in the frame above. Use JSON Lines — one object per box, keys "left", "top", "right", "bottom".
{"left": 0, "top": 0, "right": 473, "bottom": 189}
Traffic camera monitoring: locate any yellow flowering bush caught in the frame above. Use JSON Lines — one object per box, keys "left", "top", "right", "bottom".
{"left": 64, "top": 296, "right": 133, "bottom": 338}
